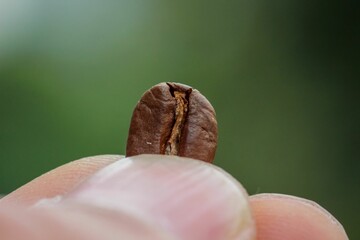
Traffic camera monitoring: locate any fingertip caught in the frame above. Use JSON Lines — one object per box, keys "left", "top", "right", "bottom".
{"left": 59, "top": 155, "right": 256, "bottom": 240}
{"left": 249, "top": 193, "right": 348, "bottom": 240}
{"left": 1, "top": 155, "right": 123, "bottom": 206}
{"left": 1, "top": 155, "right": 256, "bottom": 239}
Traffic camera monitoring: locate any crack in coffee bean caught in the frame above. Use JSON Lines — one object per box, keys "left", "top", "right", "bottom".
{"left": 164, "top": 84, "right": 191, "bottom": 155}
{"left": 126, "top": 82, "right": 218, "bottom": 163}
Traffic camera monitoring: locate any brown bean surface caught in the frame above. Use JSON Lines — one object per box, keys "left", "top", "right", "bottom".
{"left": 126, "top": 82, "right": 217, "bottom": 163}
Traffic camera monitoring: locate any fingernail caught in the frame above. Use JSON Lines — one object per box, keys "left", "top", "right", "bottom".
{"left": 250, "top": 193, "right": 348, "bottom": 240}
{"left": 251, "top": 193, "right": 344, "bottom": 228}
{"left": 47, "top": 155, "right": 255, "bottom": 240}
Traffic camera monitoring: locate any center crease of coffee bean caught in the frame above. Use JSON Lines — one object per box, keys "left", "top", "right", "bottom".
{"left": 165, "top": 91, "right": 189, "bottom": 155}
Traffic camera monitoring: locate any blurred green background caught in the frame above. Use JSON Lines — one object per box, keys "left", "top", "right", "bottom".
{"left": 0, "top": 0, "right": 358, "bottom": 238}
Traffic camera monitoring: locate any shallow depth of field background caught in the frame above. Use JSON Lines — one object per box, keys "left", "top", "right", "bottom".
{"left": 0, "top": 0, "right": 358, "bottom": 238}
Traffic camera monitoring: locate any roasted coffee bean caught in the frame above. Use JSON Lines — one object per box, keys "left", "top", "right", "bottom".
{"left": 126, "top": 82, "right": 218, "bottom": 163}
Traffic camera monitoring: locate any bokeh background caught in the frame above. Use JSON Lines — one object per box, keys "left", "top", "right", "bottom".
{"left": 0, "top": 0, "right": 358, "bottom": 238}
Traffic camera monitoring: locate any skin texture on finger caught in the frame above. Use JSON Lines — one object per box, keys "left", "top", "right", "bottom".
{"left": 0, "top": 155, "right": 122, "bottom": 206}
{"left": 38, "top": 155, "right": 256, "bottom": 240}
{"left": 250, "top": 193, "right": 348, "bottom": 240}
{"left": 1, "top": 154, "right": 349, "bottom": 239}
{"left": 0, "top": 203, "right": 175, "bottom": 240}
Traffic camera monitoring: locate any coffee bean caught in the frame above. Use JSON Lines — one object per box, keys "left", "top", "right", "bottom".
{"left": 126, "top": 82, "right": 218, "bottom": 163}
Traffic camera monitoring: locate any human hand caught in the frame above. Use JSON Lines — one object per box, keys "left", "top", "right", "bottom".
{"left": 0, "top": 155, "right": 348, "bottom": 240}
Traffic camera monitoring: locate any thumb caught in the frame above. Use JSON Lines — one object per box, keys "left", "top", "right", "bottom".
{"left": 17, "top": 155, "right": 255, "bottom": 240}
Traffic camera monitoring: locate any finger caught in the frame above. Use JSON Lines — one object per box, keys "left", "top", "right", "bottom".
{"left": 249, "top": 193, "right": 348, "bottom": 240}
{"left": 0, "top": 204, "right": 174, "bottom": 240}
{"left": 1, "top": 155, "right": 122, "bottom": 206}
{"left": 24, "top": 155, "right": 255, "bottom": 240}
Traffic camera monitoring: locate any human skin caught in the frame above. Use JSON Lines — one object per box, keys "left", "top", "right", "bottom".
{"left": 0, "top": 155, "right": 348, "bottom": 240}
